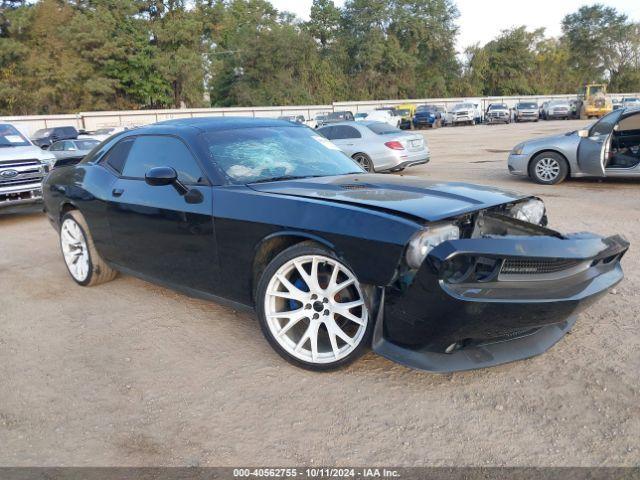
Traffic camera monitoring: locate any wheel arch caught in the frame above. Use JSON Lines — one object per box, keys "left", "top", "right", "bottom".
{"left": 59, "top": 201, "right": 79, "bottom": 224}
{"left": 251, "top": 231, "right": 336, "bottom": 301}
{"left": 528, "top": 149, "right": 571, "bottom": 177}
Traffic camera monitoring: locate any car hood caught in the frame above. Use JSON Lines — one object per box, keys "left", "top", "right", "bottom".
{"left": 0, "top": 145, "right": 54, "bottom": 162}
{"left": 248, "top": 174, "right": 527, "bottom": 222}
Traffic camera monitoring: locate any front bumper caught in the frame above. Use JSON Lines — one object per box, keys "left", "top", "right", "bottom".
{"left": 507, "top": 152, "right": 531, "bottom": 176}
{"left": 373, "top": 233, "right": 628, "bottom": 372}
{"left": 1, "top": 181, "right": 44, "bottom": 211}
{"left": 413, "top": 117, "right": 436, "bottom": 127}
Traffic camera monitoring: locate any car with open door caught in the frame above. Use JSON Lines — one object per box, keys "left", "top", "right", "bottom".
{"left": 43, "top": 117, "right": 628, "bottom": 372}
{"left": 508, "top": 108, "right": 640, "bottom": 184}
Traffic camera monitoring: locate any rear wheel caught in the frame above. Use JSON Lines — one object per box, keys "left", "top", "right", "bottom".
{"left": 352, "top": 153, "right": 374, "bottom": 172}
{"left": 529, "top": 152, "right": 568, "bottom": 185}
{"left": 256, "top": 244, "right": 372, "bottom": 371}
{"left": 59, "top": 210, "right": 117, "bottom": 286}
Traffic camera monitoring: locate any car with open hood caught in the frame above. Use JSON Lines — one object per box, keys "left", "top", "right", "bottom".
{"left": 509, "top": 107, "right": 640, "bottom": 184}
{"left": 42, "top": 117, "right": 628, "bottom": 372}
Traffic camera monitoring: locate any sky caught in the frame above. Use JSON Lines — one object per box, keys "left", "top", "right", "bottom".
{"left": 269, "top": 0, "right": 640, "bottom": 53}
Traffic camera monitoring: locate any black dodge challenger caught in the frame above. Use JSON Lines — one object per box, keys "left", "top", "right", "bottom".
{"left": 43, "top": 118, "right": 629, "bottom": 372}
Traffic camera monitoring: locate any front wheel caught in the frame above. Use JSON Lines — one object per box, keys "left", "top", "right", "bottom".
{"left": 529, "top": 152, "right": 568, "bottom": 185}
{"left": 256, "top": 244, "right": 373, "bottom": 371}
{"left": 59, "top": 210, "right": 117, "bottom": 286}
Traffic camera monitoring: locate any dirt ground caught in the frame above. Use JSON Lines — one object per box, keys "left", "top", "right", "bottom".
{"left": 1, "top": 120, "right": 638, "bottom": 467}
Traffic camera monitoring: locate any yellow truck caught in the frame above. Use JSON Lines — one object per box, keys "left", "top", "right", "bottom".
{"left": 578, "top": 83, "right": 613, "bottom": 119}
{"left": 395, "top": 103, "right": 416, "bottom": 130}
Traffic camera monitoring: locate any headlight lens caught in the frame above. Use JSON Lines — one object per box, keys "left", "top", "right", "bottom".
{"left": 510, "top": 199, "right": 546, "bottom": 225}
{"left": 406, "top": 223, "right": 460, "bottom": 269}
{"left": 512, "top": 144, "right": 524, "bottom": 155}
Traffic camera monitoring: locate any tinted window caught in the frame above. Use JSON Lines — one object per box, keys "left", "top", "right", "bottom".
{"left": 332, "top": 126, "right": 361, "bottom": 140}
{"left": 32, "top": 128, "right": 53, "bottom": 139}
{"left": 316, "top": 126, "right": 335, "bottom": 139}
{"left": 49, "top": 141, "right": 64, "bottom": 151}
{"left": 589, "top": 110, "right": 623, "bottom": 137}
{"left": 367, "top": 122, "right": 402, "bottom": 135}
{"left": 121, "top": 136, "right": 205, "bottom": 184}
{"left": 61, "top": 127, "right": 78, "bottom": 137}
{"left": 103, "top": 138, "right": 135, "bottom": 174}
{"left": 203, "top": 126, "right": 362, "bottom": 184}
{"left": 63, "top": 141, "right": 76, "bottom": 150}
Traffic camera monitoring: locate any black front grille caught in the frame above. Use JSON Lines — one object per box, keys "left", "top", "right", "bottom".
{"left": 501, "top": 258, "right": 582, "bottom": 275}
{"left": 340, "top": 184, "right": 376, "bottom": 190}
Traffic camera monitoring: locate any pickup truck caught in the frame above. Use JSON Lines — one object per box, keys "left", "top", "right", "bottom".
{"left": 1, "top": 123, "right": 56, "bottom": 213}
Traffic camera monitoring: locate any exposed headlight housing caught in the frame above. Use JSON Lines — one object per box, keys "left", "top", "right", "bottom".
{"left": 511, "top": 144, "right": 524, "bottom": 155}
{"left": 509, "top": 199, "right": 546, "bottom": 225}
{"left": 406, "top": 223, "right": 460, "bottom": 269}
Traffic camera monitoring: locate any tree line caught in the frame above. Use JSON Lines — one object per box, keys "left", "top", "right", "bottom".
{"left": 0, "top": 0, "right": 639, "bottom": 115}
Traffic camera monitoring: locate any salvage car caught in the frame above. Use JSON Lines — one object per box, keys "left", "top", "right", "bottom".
{"left": 543, "top": 100, "right": 571, "bottom": 120}
{"left": 486, "top": 103, "right": 511, "bottom": 124}
{"left": 509, "top": 107, "right": 640, "bottom": 184}
{"left": 450, "top": 102, "right": 482, "bottom": 126}
{"left": 1, "top": 123, "right": 56, "bottom": 212}
{"left": 43, "top": 117, "right": 628, "bottom": 372}
{"left": 412, "top": 104, "right": 443, "bottom": 129}
{"left": 317, "top": 121, "right": 429, "bottom": 172}
{"left": 514, "top": 102, "right": 539, "bottom": 122}
{"left": 31, "top": 126, "right": 79, "bottom": 149}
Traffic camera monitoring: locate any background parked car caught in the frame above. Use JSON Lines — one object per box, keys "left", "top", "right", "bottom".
{"left": 395, "top": 104, "right": 416, "bottom": 130}
{"left": 316, "top": 111, "right": 355, "bottom": 127}
{"left": 539, "top": 101, "right": 550, "bottom": 120}
{"left": 48, "top": 139, "right": 101, "bottom": 167}
{"left": 311, "top": 112, "right": 331, "bottom": 128}
{"left": 544, "top": 100, "right": 571, "bottom": 120}
{"left": 514, "top": 102, "right": 539, "bottom": 122}
{"left": 412, "top": 104, "right": 443, "bottom": 129}
{"left": 622, "top": 97, "right": 640, "bottom": 109}
{"left": 486, "top": 103, "right": 511, "bottom": 124}
{"left": 354, "top": 112, "right": 369, "bottom": 121}
{"left": 508, "top": 107, "right": 640, "bottom": 184}
{"left": 317, "top": 121, "right": 429, "bottom": 173}
{"left": 278, "top": 115, "right": 306, "bottom": 124}
{"left": 31, "top": 126, "right": 79, "bottom": 149}
{"left": 0, "top": 122, "right": 56, "bottom": 212}
{"left": 78, "top": 126, "right": 127, "bottom": 142}
{"left": 366, "top": 110, "right": 401, "bottom": 128}
{"left": 612, "top": 98, "right": 624, "bottom": 110}
{"left": 450, "top": 102, "right": 482, "bottom": 126}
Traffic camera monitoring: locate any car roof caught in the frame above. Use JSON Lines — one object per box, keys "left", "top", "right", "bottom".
{"left": 152, "top": 116, "right": 300, "bottom": 132}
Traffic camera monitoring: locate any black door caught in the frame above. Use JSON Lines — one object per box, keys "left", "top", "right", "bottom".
{"left": 105, "top": 134, "right": 218, "bottom": 293}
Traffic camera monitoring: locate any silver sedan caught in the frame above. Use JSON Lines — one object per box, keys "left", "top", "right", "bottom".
{"left": 508, "top": 107, "right": 640, "bottom": 184}
{"left": 316, "top": 121, "right": 430, "bottom": 172}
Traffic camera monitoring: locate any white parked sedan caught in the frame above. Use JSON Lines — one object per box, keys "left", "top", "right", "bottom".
{"left": 316, "top": 121, "right": 430, "bottom": 172}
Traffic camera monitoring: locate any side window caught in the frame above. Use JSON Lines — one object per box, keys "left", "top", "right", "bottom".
{"left": 63, "top": 127, "right": 77, "bottom": 137}
{"left": 590, "top": 110, "right": 623, "bottom": 137}
{"left": 103, "top": 137, "right": 135, "bottom": 174}
{"left": 121, "top": 136, "right": 205, "bottom": 184}
{"left": 317, "top": 127, "right": 335, "bottom": 140}
{"left": 340, "top": 126, "right": 361, "bottom": 139}
{"left": 64, "top": 141, "right": 76, "bottom": 151}
{"left": 49, "top": 142, "right": 62, "bottom": 151}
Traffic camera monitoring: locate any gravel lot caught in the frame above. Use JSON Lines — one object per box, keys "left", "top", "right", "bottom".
{"left": 1, "top": 120, "right": 638, "bottom": 467}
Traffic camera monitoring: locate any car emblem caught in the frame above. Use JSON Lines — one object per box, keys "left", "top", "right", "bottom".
{"left": 0, "top": 169, "right": 19, "bottom": 179}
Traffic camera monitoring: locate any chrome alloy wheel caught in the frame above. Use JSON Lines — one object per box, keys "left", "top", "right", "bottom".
{"left": 535, "top": 157, "right": 560, "bottom": 182}
{"left": 60, "top": 218, "right": 90, "bottom": 282}
{"left": 264, "top": 255, "right": 368, "bottom": 364}
{"left": 353, "top": 154, "right": 373, "bottom": 172}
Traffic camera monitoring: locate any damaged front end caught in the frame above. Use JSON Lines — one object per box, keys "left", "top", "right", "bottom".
{"left": 372, "top": 203, "right": 629, "bottom": 373}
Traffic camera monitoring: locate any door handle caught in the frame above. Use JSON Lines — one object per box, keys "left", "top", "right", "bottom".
{"left": 112, "top": 188, "right": 124, "bottom": 197}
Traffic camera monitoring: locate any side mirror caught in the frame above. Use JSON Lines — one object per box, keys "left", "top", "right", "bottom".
{"left": 145, "top": 166, "right": 177, "bottom": 186}
{"left": 578, "top": 129, "right": 589, "bottom": 138}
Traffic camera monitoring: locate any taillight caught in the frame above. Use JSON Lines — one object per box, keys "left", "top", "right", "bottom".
{"left": 384, "top": 141, "right": 404, "bottom": 150}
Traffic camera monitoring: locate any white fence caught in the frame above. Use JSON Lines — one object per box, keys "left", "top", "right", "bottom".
{"left": 2, "top": 93, "right": 639, "bottom": 136}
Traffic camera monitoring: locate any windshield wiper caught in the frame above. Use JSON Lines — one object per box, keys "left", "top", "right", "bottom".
{"left": 250, "top": 174, "right": 321, "bottom": 184}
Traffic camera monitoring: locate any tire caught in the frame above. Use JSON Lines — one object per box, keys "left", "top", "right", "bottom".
{"left": 529, "top": 152, "right": 568, "bottom": 185}
{"left": 255, "top": 243, "right": 373, "bottom": 371}
{"left": 352, "top": 153, "right": 374, "bottom": 173}
{"left": 59, "top": 210, "right": 117, "bottom": 286}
